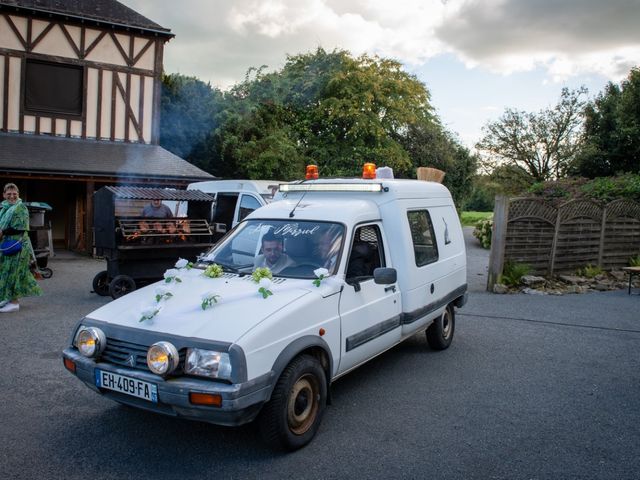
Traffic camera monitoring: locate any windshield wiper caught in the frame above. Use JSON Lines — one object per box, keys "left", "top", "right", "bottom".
{"left": 215, "top": 262, "right": 240, "bottom": 273}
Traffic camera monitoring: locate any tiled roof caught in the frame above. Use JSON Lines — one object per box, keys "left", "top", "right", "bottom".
{"left": 0, "top": 133, "right": 215, "bottom": 184}
{"left": 0, "top": 0, "right": 172, "bottom": 36}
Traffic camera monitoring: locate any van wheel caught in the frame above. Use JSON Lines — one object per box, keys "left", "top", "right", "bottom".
{"left": 426, "top": 304, "right": 455, "bottom": 350}
{"left": 259, "top": 354, "right": 327, "bottom": 451}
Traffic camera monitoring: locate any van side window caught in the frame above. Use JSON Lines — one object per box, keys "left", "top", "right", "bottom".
{"left": 346, "top": 225, "right": 385, "bottom": 280}
{"left": 407, "top": 210, "right": 438, "bottom": 266}
{"left": 238, "top": 194, "right": 261, "bottom": 222}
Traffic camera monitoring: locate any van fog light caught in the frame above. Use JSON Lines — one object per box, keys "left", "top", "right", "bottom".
{"left": 76, "top": 327, "right": 106, "bottom": 358}
{"left": 147, "top": 341, "right": 179, "bottom": 375}
{"left": 185, "top": 348, "right": 232, "bottom": 380}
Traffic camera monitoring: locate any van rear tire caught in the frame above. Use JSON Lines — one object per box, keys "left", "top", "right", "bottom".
{"left": 426, "top": 304, "right": 455, "bottom": 350}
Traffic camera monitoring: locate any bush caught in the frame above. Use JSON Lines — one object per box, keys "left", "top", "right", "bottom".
{"left": 499, "top": 261, "right": 531, "bottom": 287}
{"left": 463, "top": 186, "right": 495, "bottom": 211}
{"left": 473, "top": 218, "right": 493, "bottom": 249}
{"left": 629, "top": 255, "right": 640, "bottom": 267}
{"left": 576, "top": 264, "right": 603, "bottom": 278}
{"left": 580, "top": 174, "right": 640, "bottom": 202}
{"left": 528, "top": 174, "right": 640, "bottom": 203}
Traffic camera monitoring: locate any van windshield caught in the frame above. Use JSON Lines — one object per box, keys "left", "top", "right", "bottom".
{"left": 201, "top": 220, "right": 344, "bottom": 279}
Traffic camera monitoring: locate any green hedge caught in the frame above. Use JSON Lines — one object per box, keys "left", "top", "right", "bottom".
{"left": 528, "top": 174, "right": 640, "bottom": 203}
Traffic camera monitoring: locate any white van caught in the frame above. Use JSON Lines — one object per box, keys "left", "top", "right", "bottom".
{"left": 186, "top": 180, "right": 280, "bottom": 239}
{"left": 63, "top": 168, "right": 467, "bottom": 451}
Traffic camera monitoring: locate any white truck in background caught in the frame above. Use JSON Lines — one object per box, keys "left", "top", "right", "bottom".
{"left": 186, "top": 180, "right": 281, "bottom": 240}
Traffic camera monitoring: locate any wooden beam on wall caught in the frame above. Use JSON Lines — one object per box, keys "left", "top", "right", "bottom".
{"left": 85, "top": 180, "right": 95, "bottom": 255}
{"left": 3, "top": 55, "right": 9, "bottom": 131}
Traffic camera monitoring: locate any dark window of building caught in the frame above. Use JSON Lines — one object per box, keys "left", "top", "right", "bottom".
{"left": 24, "top": 60, "right": 83, "bottom": 116}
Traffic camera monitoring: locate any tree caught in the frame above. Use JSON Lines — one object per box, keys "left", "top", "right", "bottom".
{"left": 476, "top": 87, "right": 587, "bottom": 182}
{"left": 214, "top": 49, "right": 444, "bottom": 179}
{"left": 573, "top": 67, "right": 640, "bottom": 177}
{"left": 159, "top": 49, "right": 475, "bottom": 192}
{"left": 400, "top": 120, "right": 477, "bottom": 207}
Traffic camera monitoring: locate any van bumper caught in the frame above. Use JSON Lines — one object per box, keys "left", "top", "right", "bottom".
{"left": 63, "top": 348, "right": 272, "bottom": 426}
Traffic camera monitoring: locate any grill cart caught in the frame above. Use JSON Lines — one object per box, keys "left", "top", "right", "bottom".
{"left": 25, "top": 201, "right": 54, "bottom": 276}
{"left": 92, "top": 186, "right": 215, "bottom": 299}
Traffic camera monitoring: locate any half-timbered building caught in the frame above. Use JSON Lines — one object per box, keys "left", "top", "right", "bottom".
{"left": 0, "top": 0, "right": 213, "bottom": 252}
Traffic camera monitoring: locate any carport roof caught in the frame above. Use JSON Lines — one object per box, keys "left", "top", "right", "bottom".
{"left": 0, "top": 133, "right": 215, "bottom": 185}
{"left": 102, "top": 186, "right": 214, "bottom": 201}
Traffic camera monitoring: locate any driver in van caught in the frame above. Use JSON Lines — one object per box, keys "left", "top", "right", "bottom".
{"left": 253, "top": 231, "right": 295, "bottom": 274}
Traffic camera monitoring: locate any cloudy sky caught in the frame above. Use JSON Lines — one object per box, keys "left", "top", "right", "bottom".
{"left": 123, "top": 0, "right": 640, "bottom": 147}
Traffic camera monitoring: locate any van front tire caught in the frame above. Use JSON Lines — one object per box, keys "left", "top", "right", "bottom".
{"left": 426, "top": 304, "right": 455, "bottom": 350}
{"left": 259, "top": 354, "right": 327, "bottom": 451}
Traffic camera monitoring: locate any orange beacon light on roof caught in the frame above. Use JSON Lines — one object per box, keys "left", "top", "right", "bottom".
{"left": 362, "top": 162, "right": 376, "bottom": 179}
{"left": 306, "top": 165, "right": 319, "bottom": 180}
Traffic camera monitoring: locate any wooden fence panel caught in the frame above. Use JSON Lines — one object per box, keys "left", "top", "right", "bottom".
{"left": 602, "top": 199, "right": 640, "bottom": 269}
{"left": 504, "top": 219, "right": 555, "bottom": 274}
{"left": 487, "top": 197, "right": 640, "bottom": 291}
{"left": 553, "top": 219, "right": 601, "bottom": 272}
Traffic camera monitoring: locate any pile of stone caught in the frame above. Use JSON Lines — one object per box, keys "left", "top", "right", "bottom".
{"left": 493, "top": 270, "right": 638, "bottom": 295}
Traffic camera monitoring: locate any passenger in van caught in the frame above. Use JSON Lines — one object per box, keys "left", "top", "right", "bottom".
{"left": 315, "top": 229, "right": 341, "bottom": 273}
{"left": 253, "top": 231, "right": 295, "bottom": 274}
{"left": 346, "top": 242, "right": 374, "bottom": 279}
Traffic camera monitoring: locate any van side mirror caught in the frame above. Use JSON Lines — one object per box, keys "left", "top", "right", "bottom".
{"left": 374, "top": 267, "right": 397, "bottom": 285}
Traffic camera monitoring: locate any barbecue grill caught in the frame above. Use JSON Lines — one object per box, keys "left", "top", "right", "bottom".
{"left": 92, "top": 186, "right": 215, "bottom": 298}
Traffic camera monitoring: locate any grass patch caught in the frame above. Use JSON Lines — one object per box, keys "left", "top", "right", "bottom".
{"left": 499, "top": 261, "right": 531, "bottom": 287}
{"left": 460, "top": 211, "right": 493, "bottom": 227}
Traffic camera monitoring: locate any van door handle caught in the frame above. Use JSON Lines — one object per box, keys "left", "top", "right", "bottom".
{"left": 385, "top": 285, "right": 396, "bottom": 293}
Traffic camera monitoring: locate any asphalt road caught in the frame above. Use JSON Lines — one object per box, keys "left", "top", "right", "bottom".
{"left": 1, "top": 238, "right": 639, "bottom": 480}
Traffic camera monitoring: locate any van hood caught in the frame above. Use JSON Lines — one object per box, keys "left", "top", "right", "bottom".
{"left": 86, "top": 270, "right": 339, "bottom": 343}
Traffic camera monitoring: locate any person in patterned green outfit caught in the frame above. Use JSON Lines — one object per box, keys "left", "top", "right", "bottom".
{"left": 0, "top": 183, "right": 42, "bottom": 313}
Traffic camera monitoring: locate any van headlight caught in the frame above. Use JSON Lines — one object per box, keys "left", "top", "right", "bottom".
{"left": 147, "top": 341, "right": 180, "bottom": 376}
{"left": 185, "top": 348, "right": 232, "bottom": 380}
{"left": 75, "top": 327, "right": 106, "bottom": 358}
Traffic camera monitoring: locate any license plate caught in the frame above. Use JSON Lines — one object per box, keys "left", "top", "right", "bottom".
{"left": 95, "top": 369, "right": 158, "bottom": 403}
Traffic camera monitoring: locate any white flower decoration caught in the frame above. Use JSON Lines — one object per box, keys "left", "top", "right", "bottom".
{"left": 175, "top": 258, "right": 189, "bottom": 269}
{"left": 154, "top": 285, "right": 174, "bottom": 303}
{"left": 258, "top": 277, "right": 273, "bottom": 299}
{"left": 313, "top": 267, "right": 330, "bottom": 287}
{"left": 139, "top": 303, "right": 163, "bottom": 323}
{"left": 163, "top": 268, "right": 182, "bottom": 283}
